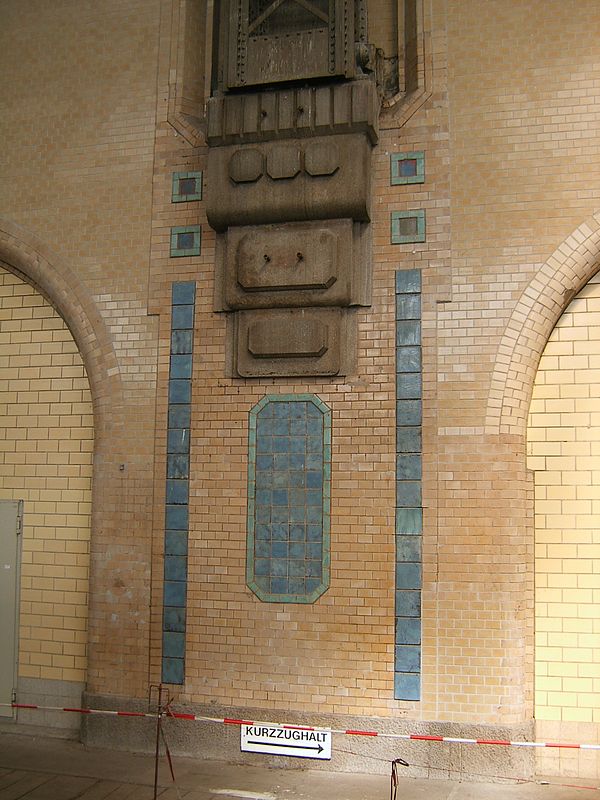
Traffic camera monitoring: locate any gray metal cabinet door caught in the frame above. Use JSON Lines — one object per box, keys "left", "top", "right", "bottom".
{"left": 0, "top": 499, "right": 22, "bottom": 718}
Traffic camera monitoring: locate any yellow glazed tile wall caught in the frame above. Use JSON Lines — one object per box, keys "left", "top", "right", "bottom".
{"left": 366, "top": 0, "right": 397, "bottom": 56}
{"left": 143, "top": 0, "right": 451, "bottom": 721}
{"left": 144, "top": 0, "right": 600, "bottom": 732}
{"left": 0, "top": 0, "right": 161, "bottom": 699}
{"left": 2, "top": 1, "right": 600, "bottom": 775}
{"left": 528, "top": 272, "right": 600, "bottom": 776}
{"left": 438, "top": 0, "right": 600, "bottom": 733}
{"left": 0, "top": 268, "right": 93, "bottom": 684}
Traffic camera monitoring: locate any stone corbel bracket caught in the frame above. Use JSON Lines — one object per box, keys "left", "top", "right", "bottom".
{"left": 206, "top": 81, "right": 379, "bottom": 147}
{"left": 215, "top": 220, "right": 371, "bottom": 312}
{"left": 206, "top": 134, "right": 372, "bottom": 232}
{"left": 207, "top": 82, "right": 377, "bottom": 378}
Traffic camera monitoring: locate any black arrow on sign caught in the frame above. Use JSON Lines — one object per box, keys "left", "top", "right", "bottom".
{"left": 248, "top": 740, "right": 324, "bottom": 754}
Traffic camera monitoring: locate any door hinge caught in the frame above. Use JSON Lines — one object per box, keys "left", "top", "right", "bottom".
{"left": 16, "top": 500, "right": 23, "bottom": 536}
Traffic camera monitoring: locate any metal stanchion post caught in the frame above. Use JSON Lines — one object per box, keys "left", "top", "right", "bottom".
{"left": 153, "top": 685, "right": 162, "bottom": 800}
{"left": 390, "top": 757, "right": 409, "bottom": 800}
{"left": 150, "top": 684, "right": 169, "bottom": 800}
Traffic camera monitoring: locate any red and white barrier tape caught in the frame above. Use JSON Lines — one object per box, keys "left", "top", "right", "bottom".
{"left": 4, "top": 703, "right": 155, "bottom": 719}
{"left": 3, "top": 702, "right": 600, "bottom": 752}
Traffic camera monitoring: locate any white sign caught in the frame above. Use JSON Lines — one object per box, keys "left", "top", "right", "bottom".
{"left": 241, "top": 724, "right": 332, "bottom": 760}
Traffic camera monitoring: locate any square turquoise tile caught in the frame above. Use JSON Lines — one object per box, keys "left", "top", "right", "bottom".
{"left": 391, "top": 152, "right": 425, "bottom": 186}
{"left": 394, "top": 671, "right": 420, "bottom": 701}
{"left": 170, "top": 225, "right": 201, "bottom": 257}
{"left": 391, "top": 210, "right": 426, "bottom": 244}
{"left": 172, "top": 172, "right": 202, "bottom": 203}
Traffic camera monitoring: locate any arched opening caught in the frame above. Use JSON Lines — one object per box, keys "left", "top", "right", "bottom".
{"left": 0, "top": 217, "right": 133, "bottom": 729}
{"left": 528, "top": 271, "right": 600, "bottom": 778}
{"left": 0, "top": 266, "right": 94, "bottom": 732}
{"left": 485, "top": 212, "right": 600, "bottom": 777}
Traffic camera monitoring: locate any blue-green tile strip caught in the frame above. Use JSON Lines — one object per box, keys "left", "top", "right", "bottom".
{"left": 162, "top": 281, "right": 195, "bottom": 684}
{"left": 395, "top": 269, "right": 422, "bottom": 701}
{"left": 247, "top": 395, "right": 331, "bottom": 604}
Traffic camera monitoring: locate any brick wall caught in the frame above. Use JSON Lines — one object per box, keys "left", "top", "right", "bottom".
{"left": 2, "top": 0, "right": 600, "bottom": 780}
{"left": 0, "top": 0, "right": 162, "bottom": 699}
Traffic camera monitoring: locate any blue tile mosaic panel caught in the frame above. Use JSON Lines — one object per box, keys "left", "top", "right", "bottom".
{"left": 162, "top": 281, "right": 195, "bottom": 685}
{"left": 395, "top": 269, "right": 423, "bottom": 701}
{"left": 247, "top": 395, "right": 331, "bottom": 603}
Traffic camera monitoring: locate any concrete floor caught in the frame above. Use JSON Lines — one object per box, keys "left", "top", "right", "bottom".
{"left": 0, "top": 731, "right": 597, "bottom": 800}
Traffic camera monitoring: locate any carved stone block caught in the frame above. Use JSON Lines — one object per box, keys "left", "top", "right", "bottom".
{"left": 228, "top": 149, "right": 263, "bottom": 183}
{"left": 305, "top": 141, "right": 339, "bottom": 176}
{"left": 217, "top": 219, "right": 371, "bottom": 310}
{"left": 206, "top": 81, "right": 379, "bottom": 147}
{"left": 266, "top": 145, "right": 302, "bottom": 180}
{"left": 207, "top": 134, "right": 372, "bottom": 231}
{"left": 234, "top": 308, "right": 347, "bottom": 377}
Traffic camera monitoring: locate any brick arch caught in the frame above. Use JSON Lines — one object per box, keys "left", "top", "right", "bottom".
{"left": 0, "top": 216, "right": 145, "bottom": 692}
{"left": 485, "top": 211, "right": 600, "bottom": 436}
{"left": 0, "top": 218, "right": 154, "bottom": 697}
{"left": 0, "top": 216, "right": 124, "bottom": 441}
